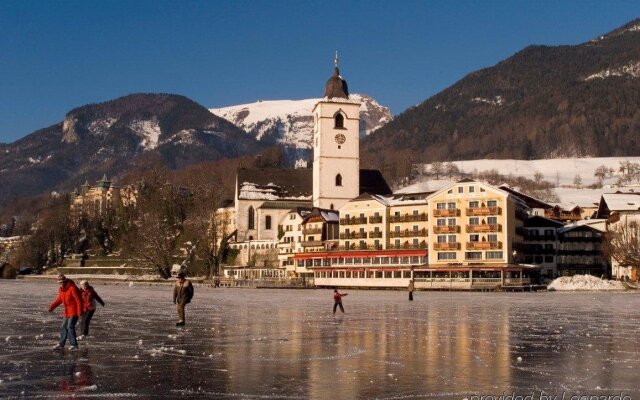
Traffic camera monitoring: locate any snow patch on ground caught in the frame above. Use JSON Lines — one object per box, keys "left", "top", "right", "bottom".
{"left": 584, "top": 61, "right": 640, "bottom": 81}
{"left": 471, "top": 95, "right": 504, "bottom": 106}
{"left": 129, "top": 117, "right": 161, "bottom": 150}
{"left": 548, "top": 275, "right": 626, "bottom": 291}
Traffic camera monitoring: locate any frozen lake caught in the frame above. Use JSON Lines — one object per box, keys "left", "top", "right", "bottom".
{"left": 1, "top": 281, "right": 639, "bottom": 399}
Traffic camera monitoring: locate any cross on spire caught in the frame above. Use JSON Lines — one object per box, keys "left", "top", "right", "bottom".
{"left": 334, "top": 51, "right": 339, "bottom": 68}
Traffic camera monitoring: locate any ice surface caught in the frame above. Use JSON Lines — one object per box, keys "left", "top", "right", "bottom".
{"left": 1, "top": 281, "right": 639, "bottom": 399}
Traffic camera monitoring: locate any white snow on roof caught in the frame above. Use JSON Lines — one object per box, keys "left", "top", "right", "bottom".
{"left": 558, "top": 219, "right": 606, "bottom": 233}
{"left": 238, "top": 182, "right": 311, "bottom": 201}
{"left": 602, "top": 193, "right": 640, "bottom": 211}
{"left": 320, "top": 210, "right": 339, "bottom": 222}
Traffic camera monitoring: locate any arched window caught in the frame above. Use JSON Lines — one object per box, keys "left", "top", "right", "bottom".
{"left": 335, "top": 174, "right": 342, "bottom": 186}
{"left": 330, "top": 203, "right": 334, "bottom": 210}
{"left": 265, "top": 215, "right": 272, "bottom": 230}
{"left": 248, "top": 206, "right": 255, "bottom": 229}
{"left": 334, "top": 113, "right": 344, "bottom": 128}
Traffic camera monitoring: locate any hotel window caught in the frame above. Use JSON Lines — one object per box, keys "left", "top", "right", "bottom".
{"left": 413, "top": 209, "right": 419, "bottom": 215}
{"left": 313, "top": 259, "right": 322, "bottom": 267}
{"left": 359, "top": 271, "right": 365, "bottom": 278}
{"left": 323, "top": 258, "right": 331, "bottom": 266}
{"left": 395, "top": 226, "right": 400, "bottom": 232}
{"left": 391, "top": 257, "right": 399, "bottom": 264}
{"left": 363, "top": 257, "right": 371, "bottom": 264}
{"left": 359, "top": 240, "right": 365, "bottom": 248}
{"left": 381, "top": 257, "right": 389, "bottom": 264}
{"left": 437, "top": 235, "right": 447, "bottom": 243}
{"left": 385, "top": 271, "right": 393, "bottom": 278}
{"left": 437, "top": 252, "right": 457, "bottom": 260}
{"left": 374, "top": 239, "right": 380, "bottom": 248}
{"left": 375, "top": 271, "right": 383, "bottom": 278}
{"left": 487, "top": 216, "right": 498, "bottom": 224}
{"left": 436, "top": 203, "right": 446, "bottom": 209}
{"left": 395, "top": 239, "right": 401, "bottom": 247}
{"left": 345, "top": 241, "right": 350, "bottom": 249}
{"left": 413, "top": 225, "right": 419, "bottom": 232}
{"left": 366, "top": 270, "right": 373, "bottom": 278}
{"left": 447, "top": 218, "right": 456, "bottom": 225}
{"left": 394, "top": 271, "right": 402, "bottom": 278}
{"left": 372, "top": 257, "right": 381, "bottom": 264}
{"left": 488, "top": 234, "right": 498, "bottom": 242}
{"left": 360, "top": 213, "right": 365, "bottom": 219}
{"left": 469, "top": 217, "right": 479, "bottom": 225}
{"left": 469, "top": 201, "right": 479, "bottom": 208}
{"left": 394, "top": 211, "right": 400, "bottom": 217}
{"left": 437, "top": 219, "right": 446, "bottom": 226}
{"left": 458, "top": 187, "right": 464, "bottom": 193}
{"left": 411, "top": 256, "right": 420, "bottom": 263}
{"left": 465, "top": 252, "right": 482, "bottom": 260}
{"left": 354, "top": 257, "right": 362, "bottom": 264}
{"left": 413, "top": 238, "right": 419, "bottom": 246}
{"left": 447, "top": 202, "right": 456, "bottom": 209}
{"left": 470, "top": 234, "right": 479, "bottom": 242}
{"left": 339, "top": 271, "right": 345, "bottom": 278}
{"left": 545, "top": 256, "right": 554, "bottom": 263}
{"left": 265, "top": 215, "right": 272, "bottom": 230}
{"left": 448, "top": 235, "right": 457, "bottom": 243}
{"left": 346, "top": 271, "right": 351, "bottom": 278}
{"left": 345, "top": 258, "right": 353, "bottom": 264}
{"left": 469, "top": 186, "right": 475, "bottom": 193}
{"left": 487, "top": 200, "right": 497, "bottom": 207}
{"left": 486, "top": 251, "right": 503, "bottom": 259}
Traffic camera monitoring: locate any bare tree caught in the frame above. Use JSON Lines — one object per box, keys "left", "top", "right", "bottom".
{"left": 445, "top": 162, "right": 459, "bottom": 178}
{"left": 605, "top": 222, "right": 640, "bottom": 274}
{"left": 533, "top": 171, "right": 544, "bottom": 185}
{"left": 430, "top": 162, "right": 444, "bottom": 180}
{"left": 573, "top": 174, "right": 583, "bottom": 189}
{"left": 594, "top": 165, "right": 609, "bottom": 183}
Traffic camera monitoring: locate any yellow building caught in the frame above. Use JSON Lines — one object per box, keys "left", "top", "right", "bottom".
{"left": 70, "top": 175, "right": 135, "bottom": 218}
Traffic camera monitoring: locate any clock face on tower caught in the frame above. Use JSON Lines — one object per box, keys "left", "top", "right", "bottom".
{"left": 335, "top": 133, "right": 346, "bottom": 145}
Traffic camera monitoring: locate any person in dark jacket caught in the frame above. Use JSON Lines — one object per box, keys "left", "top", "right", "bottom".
{"left": 173, "top": 272, "right": 194, "bottom": 326}
{"left": 408, "top": 279, "right": 415, "bottom": 301}
{"left": 49, "top": 274, "right": 84, "bottom": 350}
{"left": 78, "top": 280, "right": 105, "bottom": 339}
{"left": 333, "top": 289, "right": 348, "bottom": 314}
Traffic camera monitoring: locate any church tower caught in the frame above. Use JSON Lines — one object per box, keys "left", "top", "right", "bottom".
{"left": 312, "top": 53, "right": 360, "bottom": 210}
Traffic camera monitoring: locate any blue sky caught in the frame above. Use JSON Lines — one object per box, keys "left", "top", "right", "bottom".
{"left": 1, "top": 1, "right": 639, "bottom": 142}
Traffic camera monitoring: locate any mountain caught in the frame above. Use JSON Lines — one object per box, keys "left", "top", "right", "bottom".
{"left": 362, "top": 19, "right": 640, "bottom": 180}
{"left": 0, "top": 93, "right": 263, "bottom": 208}
{"left": 210, "top": 93, "right": 392, "bottom": 150}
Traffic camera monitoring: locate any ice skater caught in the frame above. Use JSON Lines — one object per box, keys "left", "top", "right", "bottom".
{"left": 48, "top": 274, "right": 84, "bottom": 350}
{"left": 333, "top": 289, "right": 348, "bottom": 314}
{"left": 78, "top": 280, "right": 105, "bottom": 340}
{"left": 408, "top": 279, "right": 414, "bottom": 301}
{"left": 173, "top": 272, "right": 194, "bottom": 326}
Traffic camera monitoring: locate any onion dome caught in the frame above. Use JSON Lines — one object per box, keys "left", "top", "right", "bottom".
{"left": 323, "top": 52, "right": 349, "bottom": 99}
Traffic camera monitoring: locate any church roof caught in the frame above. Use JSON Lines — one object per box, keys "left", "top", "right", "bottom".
{"left": 359, "top": 169, "right": 392, "bottom": 195}
{"left": 237, "top": 168, "right": 313, "bottom": 201}
{"left": 324, "top": 67, "right": 349, "bottom": 99}
{"left": 258, "top": 201, "right": 312, "bottom": 210}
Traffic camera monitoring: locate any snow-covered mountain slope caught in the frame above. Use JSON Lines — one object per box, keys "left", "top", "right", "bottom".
{"left": 210, "top": 94, "right": 392, "bottom": 149}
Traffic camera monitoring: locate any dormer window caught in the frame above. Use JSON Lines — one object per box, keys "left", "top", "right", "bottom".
{"left": 336, "top": 174, "right": 342, "bottom": 186}
{"left": 334, "top": 113, "right": 344, "bottom": 128}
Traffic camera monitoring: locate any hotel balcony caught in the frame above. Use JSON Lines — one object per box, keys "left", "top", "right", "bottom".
{"left": 301, "top": 240, "right": 324, "bottom": 248}
{"left": 301, "top": 228, "right": 322, "bottom": 235}
{"left": 388, "top": 213, "right": 428, "bottom": 223}
{"left": 433, "top": 208, "right": 460, "bottom": 217}
{"left": 466, "top": 206, "right": 501, "bottom": 216}
{"left": 338, "top": 244, "right": 383, "bottom": 251}
{"left": 339, "top": 232, "right": 368, "bottom": 239}
{"left": 388, "top": 242, "right": 427, "bottom": 250}
{"left": 389, "top": 228, "right": 428, "bottom": 238}
{"left": 339, "top": 217, "right": 368, "bottom": 225}
{"left": 368, "top": 231, "right": 383, "bottom": 238}
{"left": 466, "top": 224, "right": 501, "bottom": 233}
{"left": 466, "top": 241, "right": 502, "bottom": 250}
{"left": 433, "top": 225, "right": 460, "bottom": 234}
{"left": 433, "top": 242, "right": 460, "bottom": 250}
{"left": 368, "top": 215, "right": 383, "bottom": 224}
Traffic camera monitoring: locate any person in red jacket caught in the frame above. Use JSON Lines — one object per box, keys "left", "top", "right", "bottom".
{"left": 49, "top": 274, "right": 84, "bottom": 350}
{"left": 78, "top": 280, "right": 105, "bottom": 339}
{"left": 333, "top": 289, "right": 348, "bottom": 314}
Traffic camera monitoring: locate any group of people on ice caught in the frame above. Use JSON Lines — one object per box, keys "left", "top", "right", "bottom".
{"left": 49, "top": 274, "right": 105, "bottom": 350}
{"left": 48, "top": 272, "right": 415, "bottom": 350}
{"left": 48, "top": 272, "right": 193, "bottom": 350}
